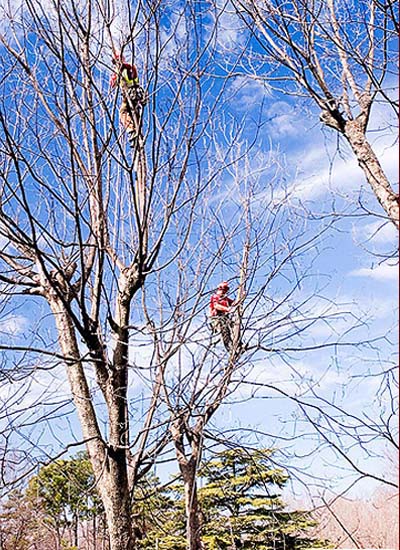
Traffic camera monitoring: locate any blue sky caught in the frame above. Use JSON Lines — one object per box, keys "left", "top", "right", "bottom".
{"left": 210, "top": 68, "right": 398, "bottom": 499}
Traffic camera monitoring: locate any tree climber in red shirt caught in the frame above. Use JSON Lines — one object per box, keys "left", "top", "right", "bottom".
{"left": 209, "top": 281, "right": 237, "bottom": 351}
{"left": 110, "top": 53, "right": 147, "bottom": 146}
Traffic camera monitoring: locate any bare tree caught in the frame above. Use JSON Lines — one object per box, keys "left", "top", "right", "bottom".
{"left": 231, "top": 0, "right": 399, "bottom": 227}
{"left": 136, "top": 143, "right": 359, "bottom": 548}
{"left": 0, "top": 0, "right": 252, "bottom": 548}
{"left": 312, "top": 486, "right": 399, "bottom": 548}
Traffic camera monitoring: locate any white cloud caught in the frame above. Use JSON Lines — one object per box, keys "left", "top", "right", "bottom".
{"left": 265, "top": 101, "right": 304, "bottom": 138}
{"left": 229, "top": 76, "right": 271, "bottom": 110}
{"left": 364, "top": 296, "right": 398, "bottom": 319}
{"left": 253, "top": 360, "right": 312, "bottom": 388}
{"left": 158, "top": 9, "right": 188, "bottom": 59}
{"left": 352, "top": 219, "right": 398, "bottom": 246}
{"left": 0, "top": 314, "right": 28, "bottom": 336}
{"left": 350, "top": 261, "right": 398, "bottom": 281}
{"left": 0, "top": 365, "right": 71, "bottom": 413}
{"left": 289, "top": 150, "right": 363, "bottom": 201}
{"left": 271, "top": 104, "right": 398, "bottom": 205}
{"left": 268, "top": 145, "right": 360, "bottom": 205}
{"left": 211, "top": 0, "right": 246, "bottom": 51}
{"left": 0, "top": 0, "right": 125, "bottom": 61}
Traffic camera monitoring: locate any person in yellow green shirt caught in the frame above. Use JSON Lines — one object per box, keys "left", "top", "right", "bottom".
{"left": 110, "top": 53, "right": 147, "bottom": 145}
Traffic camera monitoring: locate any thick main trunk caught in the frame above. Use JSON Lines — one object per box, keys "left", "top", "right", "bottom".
{"left": 49, "top": 299, "right": 134, "bottom": 550}
{"left": 100, "top": 455, "right": 134, "bottom": 550}
{"left": 182, "top": 465, "right": 203, "bottom": 550}
{"left": 345, "top": 120, "right": 399, "bottom": 228}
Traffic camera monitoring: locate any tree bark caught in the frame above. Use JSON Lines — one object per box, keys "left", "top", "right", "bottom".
{"left": 100, "top": 459, "right": 134, "bottom": 550}
{"left": 344, "top": 119, "right": 399, "bottom": 228}
{"left": 182, "top": 462, "right": 203, "bottom": 550}
{"left": 170, "top": 417, "right": 203, "bottom": 550}
{"left": 49, "top": 297, "right": 134, "bottom": 550}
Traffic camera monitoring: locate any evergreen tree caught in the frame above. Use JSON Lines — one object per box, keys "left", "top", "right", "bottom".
{"left": 198, "top": 449, "right": 329, "bottom": 550}
{"left": 134, "top": 475, "right": 186, "bottom": 549}
{"left": 135, "top": 449, "right": 330, "bottom": 549}
{"left": 27, "top": 454, "right": 184, "bottom": 549}
{"left": 26, "top": 452, "right": 105, "bottom": 548}
{"left": 135, "top": 477, "right": 187, "bottom": 550}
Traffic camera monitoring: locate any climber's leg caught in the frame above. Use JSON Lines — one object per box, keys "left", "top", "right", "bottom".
{"left": 219, "top": 316, "right": 233, "bottom": 352}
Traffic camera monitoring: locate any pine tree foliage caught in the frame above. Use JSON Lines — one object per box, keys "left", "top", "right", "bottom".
{"left": 198, "top": 449, "right": 330, "bottom": 549}
{"left": 26, "top": 451, "right": 103, "bottom": 531}
{"left": 133, "top": 475, "right": 186, "bottom": 549}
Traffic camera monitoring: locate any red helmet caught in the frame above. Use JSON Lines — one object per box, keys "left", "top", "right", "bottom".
{"left": 218, "top": 281, "right": 229, "bottom": 290}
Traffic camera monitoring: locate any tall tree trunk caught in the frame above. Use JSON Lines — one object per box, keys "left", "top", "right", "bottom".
{"left": 100, "top": 449, "right": 134, "bottom": 550}
{"left": 170, "top": 418, "right": 204, "bottom": 550}
{"left": 182, "top": 463, "right": 202, "bottom": 550}
{"left": 49, "top": 298, "right": 134, "bottom": 550}
{"left": 344, "top": 119, "right": 399, "bottom": 228}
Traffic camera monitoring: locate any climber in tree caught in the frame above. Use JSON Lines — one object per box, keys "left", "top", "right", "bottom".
{"left": 110, "top": 53, "right": 147, "bottom": 146}
{"left": 209, "top": 281, "right": 237, "bottom": 351}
